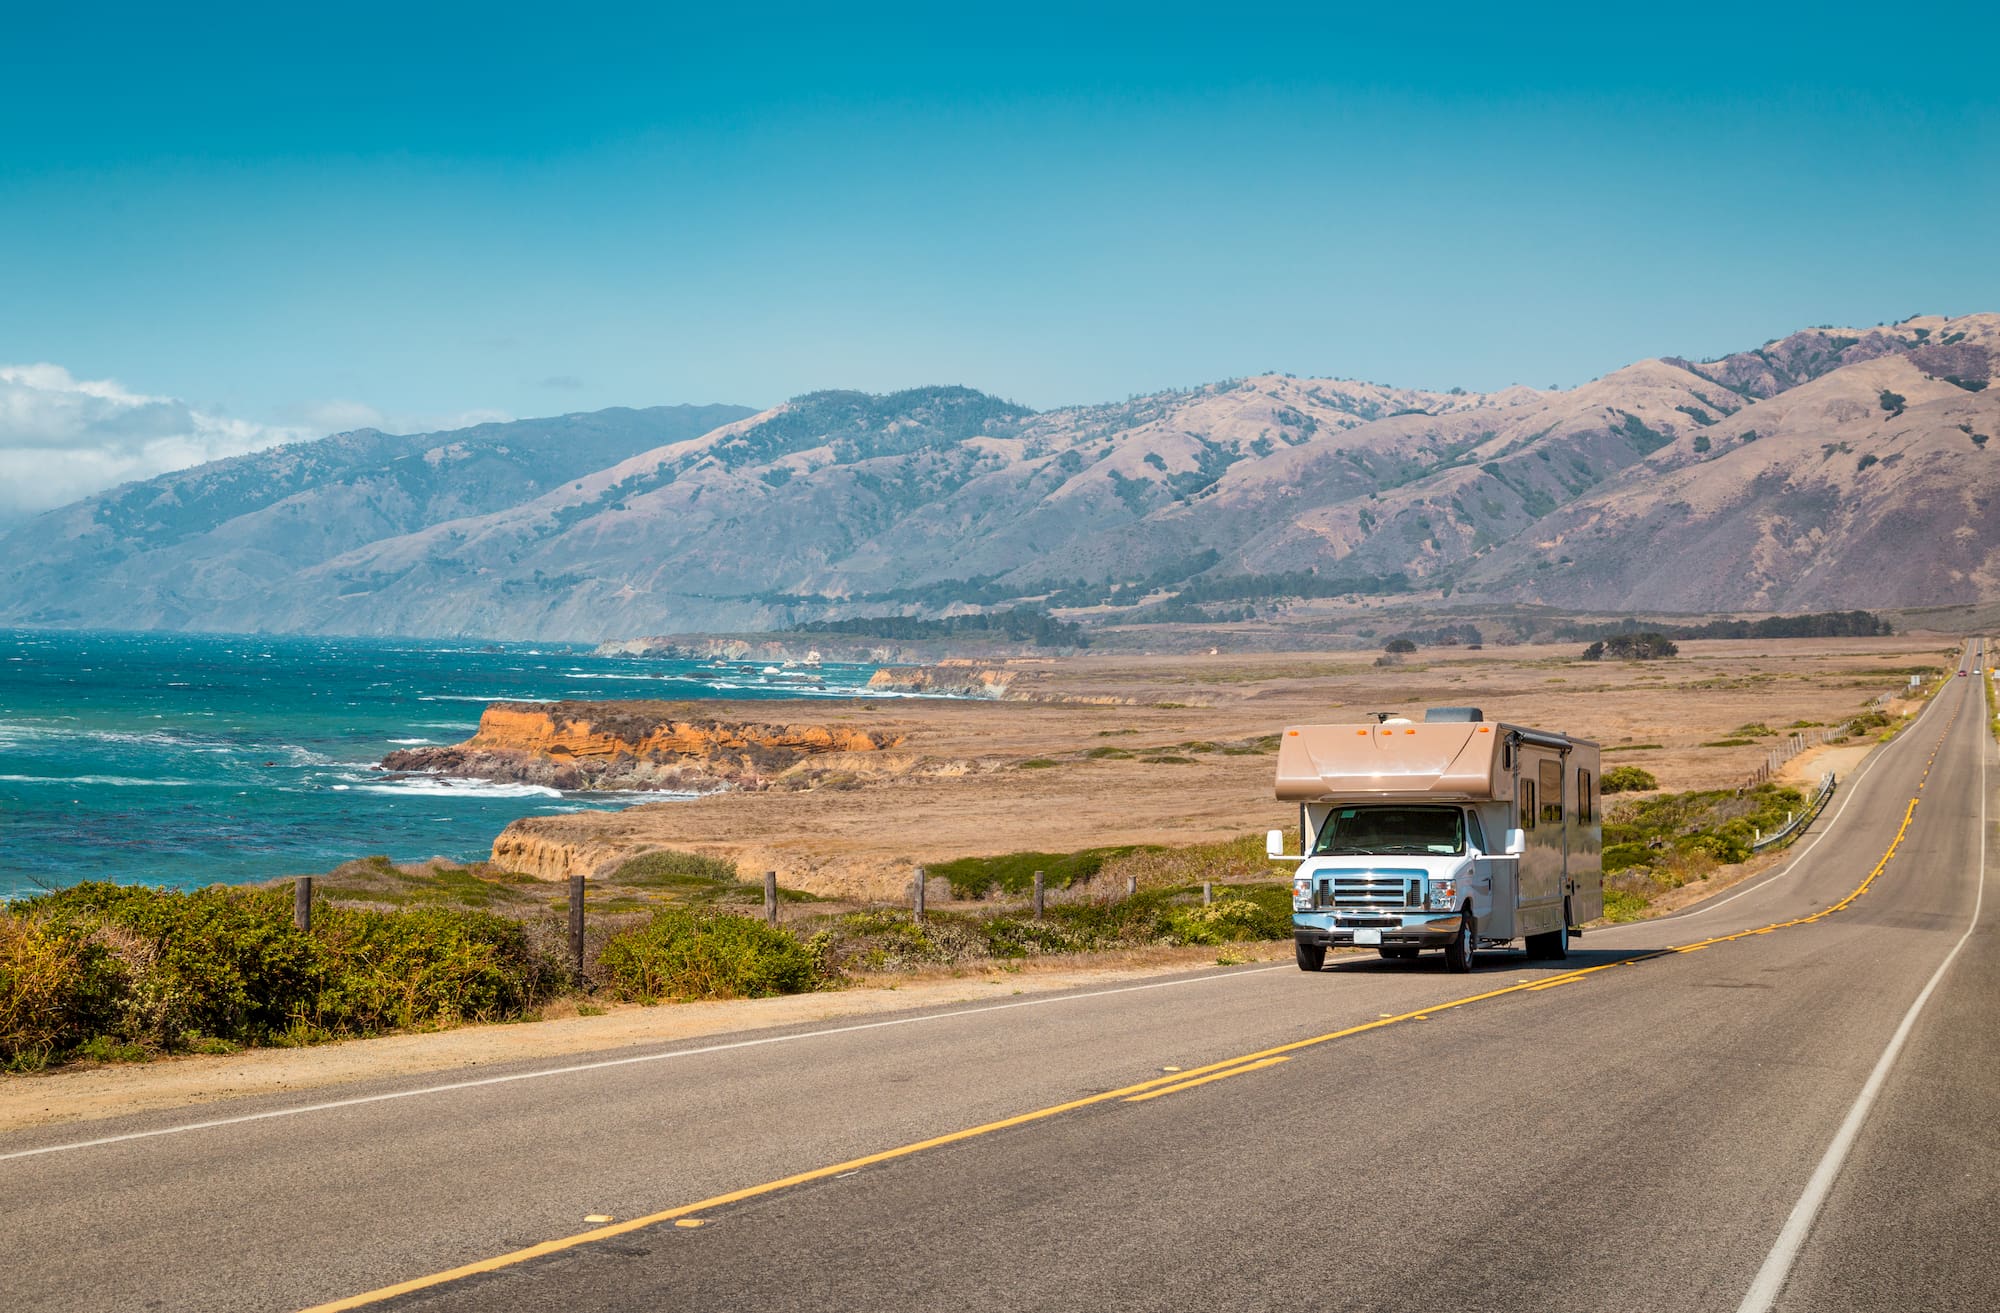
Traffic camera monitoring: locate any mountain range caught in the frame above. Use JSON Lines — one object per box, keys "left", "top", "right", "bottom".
{"left": 3, "top": 314, "right": 1994, "bottom": 639}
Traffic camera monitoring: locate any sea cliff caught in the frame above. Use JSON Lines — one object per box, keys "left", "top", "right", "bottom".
{"left": 380, "top": 701, "right": 907, "bottom": 794}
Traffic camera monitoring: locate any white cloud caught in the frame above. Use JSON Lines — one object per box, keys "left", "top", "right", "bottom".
{"left": 0, "top": 363, "right": 313, "bottom": 516}
{"left": 0, "top": 364, "right": 521, "bottom": 518}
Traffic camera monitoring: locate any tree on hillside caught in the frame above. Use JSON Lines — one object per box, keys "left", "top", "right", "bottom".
{"left": 1384, "top": 637, "right": 1417, "bottom": 654}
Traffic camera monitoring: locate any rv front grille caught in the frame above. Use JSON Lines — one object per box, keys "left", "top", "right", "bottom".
{"left": 1317, "top": 870, "right": 1426, "bottom": 911}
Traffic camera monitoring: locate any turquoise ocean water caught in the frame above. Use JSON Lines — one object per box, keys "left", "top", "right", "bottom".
{"left": 0, "top": 630, "right": 888, "bottom": 898}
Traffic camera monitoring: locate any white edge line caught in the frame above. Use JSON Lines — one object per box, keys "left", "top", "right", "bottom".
{"left": 1736, "top": 640, "right": 1989, "bottom": 1312}
{"left": 1644, "top": 643, "right": 1965, "bottom": 927}
{"left": 0, "top": 963, "right": 1291, "bottom": 1163}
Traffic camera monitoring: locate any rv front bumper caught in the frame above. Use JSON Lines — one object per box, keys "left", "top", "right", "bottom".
{"left": 1292, "top": 911, "right": 1466, "bottom": 950}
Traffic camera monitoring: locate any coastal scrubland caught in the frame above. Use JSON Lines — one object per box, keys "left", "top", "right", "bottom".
{"left": 1, "top": 636, "right": 1954, "bottom": 1071}
{"left": 482, "top": 637, "right": 1948, "bottom": 897}
{"left": 0, "top": 843, "right": 1292, "bottom": 1070}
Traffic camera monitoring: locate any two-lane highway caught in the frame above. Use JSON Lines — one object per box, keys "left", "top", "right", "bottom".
{"left": 3, "top": 644, "right": 1993, "bottom": 1311}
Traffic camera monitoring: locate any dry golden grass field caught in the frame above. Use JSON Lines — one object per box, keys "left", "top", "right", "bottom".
{"left": 487, "top": 636, "right": 1955, "bottom": 900}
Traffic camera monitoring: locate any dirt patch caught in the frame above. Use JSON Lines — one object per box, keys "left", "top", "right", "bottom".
{"left": 1778, "top": 742, "right": 1875, "bottom": 788}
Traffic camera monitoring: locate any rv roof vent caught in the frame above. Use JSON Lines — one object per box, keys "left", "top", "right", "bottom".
{"left": 1423, "top": 706, "right": 1485, "bottom": 723}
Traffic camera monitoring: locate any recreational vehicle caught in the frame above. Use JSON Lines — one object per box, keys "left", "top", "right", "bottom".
{"left": 1269, "top": 707, "right": 1602, "bottom": 973}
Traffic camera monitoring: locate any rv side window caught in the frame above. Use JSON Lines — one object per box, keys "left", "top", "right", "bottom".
{"left": 1577, "top": 769, "right": 1594, "bottom": 822}
{"left": 1519, "top": 781, "right": 1536, "bottom": 830}
{"left": 1464, "top": 810, "right": 1487, "bottom": 853}
{"left": 1539, "top": 759, "right": 1563, "bottom": 825}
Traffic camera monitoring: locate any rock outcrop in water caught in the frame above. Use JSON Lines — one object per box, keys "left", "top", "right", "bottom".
{"left": 866, "top": 661, "right": 1012, "bottom": 698}
{"left": 380, "top": 701, "right": 907, "bottom": 793}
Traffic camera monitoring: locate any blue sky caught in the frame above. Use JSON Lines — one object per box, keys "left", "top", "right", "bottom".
{"left": 1, "top": 2, "right": 1995, "bottom": 509}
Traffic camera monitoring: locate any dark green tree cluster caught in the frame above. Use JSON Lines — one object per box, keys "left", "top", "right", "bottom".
{"left": 1581, "top": 633, "right": 1679, "bottom": 661}
{"left": 1386, "top": 623, "right": 1482, "bottom": 647}
{"left": 796, "top": 606, "right": 1086, "bottom": 647}
{"left": 1563, "top": 611, "right": 1890, "bottom": 643}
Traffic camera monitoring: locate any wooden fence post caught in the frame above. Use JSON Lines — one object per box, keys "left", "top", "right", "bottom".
{"left": 1125, "top": 875, "right": 1137, "bottom": 899}
{"left": 765, "top": 870, "right": 779, "bottom": 927}
{"left": 913, "top": 866, "right": 927, "bottom": 923}
{"left": 1032, "top": 870, "right": 1045, "bottom": 920}
{"left": 1203, "top": 881, "right": 1213, "bottom": 906}
{"left": 294, "top": 876, "right": 312, "bottom": 932}
{"left": 569, "top": 874, "right": 586, "bottom": 988}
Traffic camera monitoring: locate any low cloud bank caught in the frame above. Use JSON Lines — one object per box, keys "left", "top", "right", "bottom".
{"left": 0, "top": 363, "right": 310, "bottom": 515}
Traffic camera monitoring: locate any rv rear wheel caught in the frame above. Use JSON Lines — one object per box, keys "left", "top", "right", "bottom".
{"left": 1444, "top": 910, "right": 1475, "bottom": 973}
{"left": 1296, "top": 942, "right": 1327, "bottom": 972}
{"left": 1525, "top": 903, "right": 1572, "bottom": 961}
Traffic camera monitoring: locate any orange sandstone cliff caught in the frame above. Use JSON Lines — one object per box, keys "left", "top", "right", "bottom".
{"left": 379, "top": 701, "right": 907, "bottom": 793}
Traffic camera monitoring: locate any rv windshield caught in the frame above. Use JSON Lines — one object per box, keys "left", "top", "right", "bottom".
{"left": 1313, "top": 805, "right": 1465, "bottom": 857}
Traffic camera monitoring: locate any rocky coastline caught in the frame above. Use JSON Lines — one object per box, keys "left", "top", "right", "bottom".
{"left": 379, "top": 701, "right": 908, "bottom": 794}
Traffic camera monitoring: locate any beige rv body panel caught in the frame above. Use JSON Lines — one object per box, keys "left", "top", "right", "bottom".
{"left": 1276, "top": 721, "right": 1510, "bottom": 802}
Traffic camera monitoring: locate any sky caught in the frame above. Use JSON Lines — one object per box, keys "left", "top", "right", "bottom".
{"left": 1, "top": 1, "right": 1996, "bottom": 515}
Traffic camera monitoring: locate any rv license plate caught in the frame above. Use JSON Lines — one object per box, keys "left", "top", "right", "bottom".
{"left": 1353, "top": 928, "right": 1382, "bottom": 946}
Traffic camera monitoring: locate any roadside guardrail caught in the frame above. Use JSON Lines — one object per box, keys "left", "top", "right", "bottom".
{"left": 1751, "top": 770, "right": 1836, "bottom": 852}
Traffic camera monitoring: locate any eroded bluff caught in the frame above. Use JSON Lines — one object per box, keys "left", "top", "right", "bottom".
{"left": 379, "top": 701, "right": 907, "bottom": 793}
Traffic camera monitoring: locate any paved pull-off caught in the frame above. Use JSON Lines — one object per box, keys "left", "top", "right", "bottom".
{"left": 3, "top": 647, "right": 1993, "bottom": 1312}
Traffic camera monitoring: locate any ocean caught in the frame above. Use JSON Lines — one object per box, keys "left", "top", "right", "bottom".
{"left": 0, "top": 629, "right": 890, "bottom": 898}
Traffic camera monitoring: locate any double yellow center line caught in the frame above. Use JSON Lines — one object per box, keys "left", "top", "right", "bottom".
{"left": 300, "top": 698, "right": 1963, "bottom": 1313}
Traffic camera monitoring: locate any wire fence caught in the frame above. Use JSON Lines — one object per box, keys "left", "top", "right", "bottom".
{"left": 1740, "top": 727, "right": 1836, "bottom": 787}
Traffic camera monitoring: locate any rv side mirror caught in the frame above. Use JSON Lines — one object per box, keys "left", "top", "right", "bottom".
{"left": 1505, "top": 828, "right": 1527, "bottom": 856}
{"left": 1266, "top": 829, "right": 1286, "bottom": 859}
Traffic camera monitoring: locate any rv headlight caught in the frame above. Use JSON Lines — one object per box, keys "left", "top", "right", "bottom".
{"left": 1426, "top": 879, "right": 1459, "bottom": 911}
{"left": 1291, "top": 878, "right": 1312, "bottom": 910}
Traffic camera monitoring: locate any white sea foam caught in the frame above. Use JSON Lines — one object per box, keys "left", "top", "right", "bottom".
{"left": 0, "top": 774, "right": 196, "bottom": 787}
{"left": 386, "top": 738, "right": 433, "bottom": 745}
{"left": 338, "top": 777, "right": 566, "bottom": 799}
{"left": 417, "top": 694, "right": 542, "bottom": 703}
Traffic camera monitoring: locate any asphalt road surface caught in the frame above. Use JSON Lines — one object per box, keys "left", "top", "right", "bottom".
{"left": 4, "top": 645, "right": 1994, "bottom": 1312}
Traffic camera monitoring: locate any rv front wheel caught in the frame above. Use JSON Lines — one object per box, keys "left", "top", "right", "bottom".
{"left": 1445, "top": 911, "right": 1475, "bottom": 973}
{"left": 1296, "top": 942, "right": 1327, "bottom": 972}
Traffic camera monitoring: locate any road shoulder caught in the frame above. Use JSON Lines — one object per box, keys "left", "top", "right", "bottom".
{"left": 0, "top": 944, "right": 1292, "bottom": 1134}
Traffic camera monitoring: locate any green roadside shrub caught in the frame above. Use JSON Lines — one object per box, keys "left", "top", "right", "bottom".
{"left": 1601, "top": 842, "right": 1656, "bottom": 873}
{"left": 3, "top": 882, "right": 558, "bottom": 1062}
{"left": 927, "top": 846, "right": 1146, "bottom": 899}
{"left": 28, "top": 884, "right": 320, "bottom": 1047}
{"left": 611, "top": 849, "right": 739, "bottom": 888}
{"left": 1164, "top": 896, "right": 1290, "bottom": 945}
{"left": 0, "top": 917, "right": 129, "bottom": 1070}
{"left": 1601, "top": 889, "right": 1650, "bottom": 922}
{"left": 599, "top": 909, "right": 829, "bottom": 1002}
{"left": 309, "top": 903, "right": 546, "bottom": 1032}
{"left": 1601, "top": 766, "right": 1659, "bottom": 793}
{"left": 1839, "top": 710, "right": 1894, "bottom": 739}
